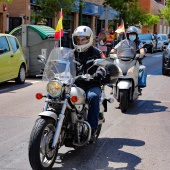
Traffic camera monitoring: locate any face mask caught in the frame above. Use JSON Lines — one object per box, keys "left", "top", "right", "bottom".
{"left": 129, "top": 35, "right": 136, "bottom": 41}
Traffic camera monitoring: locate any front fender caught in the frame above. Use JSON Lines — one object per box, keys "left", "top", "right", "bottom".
{"left": 117, "top": 80, "right": 132, "bottom": 89}
{"left": 39, "top": 111, "right": 58, "bottom": 121}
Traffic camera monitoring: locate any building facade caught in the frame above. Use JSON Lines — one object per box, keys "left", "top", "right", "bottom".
{"left": 139, "top": 0, "right": 169, "bottom": 34}
{"left": 0, "top": 0, "right": 118, "bottom": 36}
{"left": 0, "top": 0, "right": 168, "bottom": 35}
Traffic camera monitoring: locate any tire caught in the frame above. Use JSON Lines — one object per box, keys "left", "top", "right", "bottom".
{"left": 15, "top": 65, "right": 26, "bottom": 84}
{"left": 150, "top": 47, "right": 154, "bottom": 54}
{"left": 119, "top": 89, "right": 129, "bottom": 113}
{"left": 162, "top": 67, "right": 169, "bottom": 75}
{"left": 28, "top": 117, "right": 58, "bottom": 170}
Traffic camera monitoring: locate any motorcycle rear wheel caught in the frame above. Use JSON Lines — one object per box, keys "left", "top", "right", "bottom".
{"left": 28, "top": 117, "right": 58, "bottom": 170}
{"left": 119, "top": 89, "right": 129, "bottom": 113}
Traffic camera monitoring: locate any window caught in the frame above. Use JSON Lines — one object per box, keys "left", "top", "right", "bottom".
{"left": 0, "top": 36, "right": 10, "bottom": 54}
{"left": 8, "top": 36, "right": 19, "bottom": 53}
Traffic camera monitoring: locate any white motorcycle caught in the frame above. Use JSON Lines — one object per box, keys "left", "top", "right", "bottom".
{"left": 28, "top": 47, "right": 119, "bottom": 170}
{"left": 109, "top": 44, "right": 149, "bottom": 113}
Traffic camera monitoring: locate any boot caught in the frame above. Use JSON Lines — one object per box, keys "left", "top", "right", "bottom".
{"left": 90, "top": 129, "right": 97, "bottom": 143}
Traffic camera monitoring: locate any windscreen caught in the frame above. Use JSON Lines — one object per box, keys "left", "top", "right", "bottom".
{"left": 42, "top": 47, "right": 76, "bottom": 84}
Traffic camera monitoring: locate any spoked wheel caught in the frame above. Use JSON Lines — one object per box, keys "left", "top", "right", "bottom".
{"left": 119, "top": 89, "right": 129, "bottom": 113}
{"left": 28, "top": 117, "right": 58, "bottom": 170}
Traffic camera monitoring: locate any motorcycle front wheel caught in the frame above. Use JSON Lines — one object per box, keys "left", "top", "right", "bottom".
{"left": 119, "top": 89, "right": 129, "bottom": 113}
{"left": 28, "top": 117, "right": 58, "bottom": 170}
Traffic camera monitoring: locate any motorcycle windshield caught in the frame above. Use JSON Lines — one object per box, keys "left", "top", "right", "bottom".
{"left": 42, "top": 47, "right": 76, "bottom": 83}
{"left": 117, "top": 40, "right": 136, "bottom": 59}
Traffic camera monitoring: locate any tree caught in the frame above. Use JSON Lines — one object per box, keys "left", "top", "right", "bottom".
{"left": 159, "top": 0, "right": 170, "bottom": 25}
{"left": 32, "top": 0, "right": 75, "bottom": 24}
{"left": 143, "top": 13, "right": 160, "bottom": 32}
{"left": 0, "top": 0, "right": 13, "bottom": 2}
{"left": 103, "top": 0, "right": 148, "bottom": 28}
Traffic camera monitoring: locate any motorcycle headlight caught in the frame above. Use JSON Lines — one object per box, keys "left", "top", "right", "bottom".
{"left": 47, "top": 80, "right": 63, "bottom": 97}
{"left": 127, "top": 66, "right": 135, "bottom": 74}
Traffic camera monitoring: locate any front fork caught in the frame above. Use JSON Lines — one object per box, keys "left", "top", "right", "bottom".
{"left": 51, "top": 99, "right": 67, "bottom": 148}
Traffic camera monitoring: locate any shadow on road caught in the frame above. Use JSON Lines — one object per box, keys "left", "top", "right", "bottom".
{"left": 53, "top": 138, "right": 145, "bottom": 170}
{"left": 127, "top": 100, "right": 168, "bottom": 115}
{"left": 0, "top": 81, "right": 33, "bottom": 94}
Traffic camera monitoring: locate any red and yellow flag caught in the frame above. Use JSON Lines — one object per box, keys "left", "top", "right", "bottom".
{"left": 54, "top": 11, "right": 63, "bottom": 39}
{"left": 115, "top": 22, "right": 125, "bottom": 34}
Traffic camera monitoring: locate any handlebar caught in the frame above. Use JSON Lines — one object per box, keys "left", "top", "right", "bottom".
{"left": 75, "top": 74, "right": 93, "bottom": 81}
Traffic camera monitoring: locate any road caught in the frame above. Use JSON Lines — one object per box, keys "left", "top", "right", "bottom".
{"left": 0, "top": 52, "right": 170, "bottom": 170}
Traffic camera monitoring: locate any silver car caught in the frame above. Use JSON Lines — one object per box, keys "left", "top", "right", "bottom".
{"left": 156, "top": 34, "right": 164, "bottom": 52}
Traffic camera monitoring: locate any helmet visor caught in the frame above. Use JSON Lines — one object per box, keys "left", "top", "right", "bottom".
{"left": 73, "top": 36, "right": 90, "bottom": 45}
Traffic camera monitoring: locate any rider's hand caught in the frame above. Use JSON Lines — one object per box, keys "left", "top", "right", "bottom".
{"left": 93, "top": 67, "right": 106, "bottom": 79}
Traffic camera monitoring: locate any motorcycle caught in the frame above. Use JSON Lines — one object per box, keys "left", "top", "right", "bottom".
{"left": 109, "top": 43, "right": 150, "bottom": 113}
{"left": 28, "top": 47, "right": 119, "bottom": 170}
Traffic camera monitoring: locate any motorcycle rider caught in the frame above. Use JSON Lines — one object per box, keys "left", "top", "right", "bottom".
{"left": 72, "top": 26, "right": 106, "bottom": 142}
{"left": 110, "top": 26, "right": 147, "bottom": 94}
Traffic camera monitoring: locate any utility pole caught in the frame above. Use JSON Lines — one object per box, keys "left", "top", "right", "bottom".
{"left": 79, "top": 0, "right": 82, "bottom": 26}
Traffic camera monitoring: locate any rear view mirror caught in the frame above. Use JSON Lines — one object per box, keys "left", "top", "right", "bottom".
{"left": 38, "top": 55, "right": 46, "bottom": 63}
{"left": 94, "top": 59, "right": 107, "bottom": 66}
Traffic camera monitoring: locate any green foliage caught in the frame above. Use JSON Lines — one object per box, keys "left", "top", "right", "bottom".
{"left": 142, "top": 13, "right": 160, "bottom": 29}
{"left": 33, "top": 0, "right": 75, "bottom": 24}
{"left": 103, "top": 0, "right": 152, "bottom": 28}
{"left": 159, "top": 0, "right": 170, "bottom": 25}
{"left": 0, "top": 0, "right": 13, "bottom": 3}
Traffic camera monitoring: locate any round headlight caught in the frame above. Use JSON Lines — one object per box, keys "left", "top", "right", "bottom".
{"left": 47, "top": 80, "right": 63, "bottom": 97}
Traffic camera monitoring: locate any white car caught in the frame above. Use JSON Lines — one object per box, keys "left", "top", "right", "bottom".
{"left": 156, "top": 34, "right": 164, "bottom": 52}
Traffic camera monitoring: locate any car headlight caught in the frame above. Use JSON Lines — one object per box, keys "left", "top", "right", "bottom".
{"left": 127, "top": 66, "right": 135, "bottom": 74}
{"left": 47, "top": 80, "right": 63, "bottom": 97}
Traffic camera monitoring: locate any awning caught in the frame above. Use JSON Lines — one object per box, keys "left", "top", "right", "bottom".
{"left": 99, "top": 7, "right": 119, "bottom": 20}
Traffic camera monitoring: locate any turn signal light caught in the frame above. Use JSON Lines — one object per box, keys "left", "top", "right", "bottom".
{"left": 71, "top": 96, "right": 78, "bottom": 103}
{"left": 36, "top": 93, "right": 43, "bottom": 100}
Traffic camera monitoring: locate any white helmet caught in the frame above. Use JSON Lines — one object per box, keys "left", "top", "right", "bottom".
{"left": 72, "top": 26, "right": 94, "bottom": 52}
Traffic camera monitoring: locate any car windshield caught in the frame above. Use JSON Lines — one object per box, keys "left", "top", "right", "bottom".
{"left": 161, "top": 35, "right": 168, "bottom": 40}
{"left": 42, "top": 47, "right": 76, "bottom": 84}
{"left": 138, "top": 34, "right": 152, "bottom": 40}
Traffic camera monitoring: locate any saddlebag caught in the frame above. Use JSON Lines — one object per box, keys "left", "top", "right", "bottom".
{"left": 102, "top": 62, "right": 120, "bottom": 84}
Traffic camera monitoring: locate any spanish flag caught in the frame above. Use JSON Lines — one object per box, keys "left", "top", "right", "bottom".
{"left": 115, "top": 22, "right": 125, "bottom": 34}
{"left": 54, "top": 10, "right": 63, "bottom": 39}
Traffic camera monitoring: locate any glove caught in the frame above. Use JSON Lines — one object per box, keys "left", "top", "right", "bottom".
{"left": 136, "top": 53, "right": 144, "bottom": 59}
{"left": 93, "top": 67, "right": 106, "bottom": 79}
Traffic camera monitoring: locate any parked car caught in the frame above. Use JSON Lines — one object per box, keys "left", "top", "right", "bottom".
{"left": 162, "top": 43, "right": 170, "bottom": 75}
{"left": 0, "top": 34, "right": 27, "bottom": 83}
{"left": 158, "top": 34, "right": 169, "bottom": 49}
{"left": 156, "top": 34, "right": 164, "bottom": 52}
{"left": 138, "top": 33, "right": 156, "bottom": 53}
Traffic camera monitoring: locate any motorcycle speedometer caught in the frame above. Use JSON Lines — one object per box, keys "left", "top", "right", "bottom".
{"left": 46, "top": 80, "right": 63, "bottom": 97}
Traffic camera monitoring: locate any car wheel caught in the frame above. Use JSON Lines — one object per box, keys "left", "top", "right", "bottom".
{"left": 162, "top": 67, "right": 169, "bottom": 75}
{"left": 15, "top": 65, "right": 26, "bottom": 84}
{"left": 150, "top": 47, "right": 154, "bottom": 54}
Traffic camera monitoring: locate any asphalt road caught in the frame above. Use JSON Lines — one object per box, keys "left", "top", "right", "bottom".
{"left": 0, "top": 52, "right": 170, "bottom": 170}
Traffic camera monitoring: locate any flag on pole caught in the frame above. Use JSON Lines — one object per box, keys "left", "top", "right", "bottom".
{"left": 54, "top": 10, "right": 63, "bottom": 39}
{"left": 115, "top": 21, "right": 125, "bottom": 34}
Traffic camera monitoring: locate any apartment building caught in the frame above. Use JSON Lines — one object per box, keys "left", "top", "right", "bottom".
{"left": 0, "top": 0, "right": 119, "bottom": 36}
{"left": 0, "top": 0, "right": 168, "bottom": 35}
{"left": 139, "top": 0, "right": 169, "bottom": 34}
